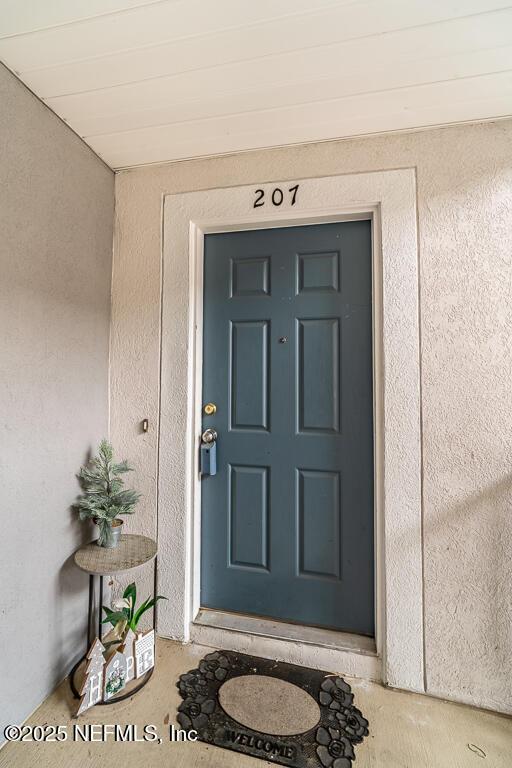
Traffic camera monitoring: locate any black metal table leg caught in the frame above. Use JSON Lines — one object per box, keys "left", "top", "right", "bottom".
{"left": 87, "top": 574, "right": 94, "bottom": 649}
{"left": 153, "top": 555, "right": 158, "bottom": 626}
{"left": 98, "top": 575, "right": 103, "bottom": 641}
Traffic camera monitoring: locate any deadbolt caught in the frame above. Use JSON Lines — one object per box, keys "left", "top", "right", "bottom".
{"left": 201, "top": 428, "right": 218, "bottom": 444}
{"left": 203, "top": 402, "right": 217, "bottom": 415}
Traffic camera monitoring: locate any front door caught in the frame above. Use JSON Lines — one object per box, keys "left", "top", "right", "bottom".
{"left": 200, "top": 221, "right": 374, "bottom": 636}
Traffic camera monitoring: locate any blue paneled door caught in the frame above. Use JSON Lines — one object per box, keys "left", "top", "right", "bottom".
{"left": 201, "top": 221, "right": 374, "bottom": 636}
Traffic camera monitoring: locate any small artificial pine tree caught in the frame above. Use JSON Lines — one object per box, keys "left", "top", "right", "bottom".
{"left": 75, "top": 439, "right": 140, "bottom": 547}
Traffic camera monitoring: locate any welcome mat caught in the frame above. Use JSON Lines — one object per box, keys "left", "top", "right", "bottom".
{"left": 176, "top": 650, "right": 369, "bottom": 767}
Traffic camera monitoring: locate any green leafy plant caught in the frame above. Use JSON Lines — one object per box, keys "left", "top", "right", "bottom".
{"left": 75, "top": 439, "right": 140, "bottom": 547}
{"left": 102, "top": 582, "right": 167, "bottom": 638}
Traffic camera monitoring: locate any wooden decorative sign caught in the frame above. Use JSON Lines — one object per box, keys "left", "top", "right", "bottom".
{"left": 104, "top": 651, "right": 128, "bottom": 700}
{"left": 123, "top": 628, "right": 137, "bottom": 682}
{"left": 76, "top": 630, "right": 155, "bottom": 716}
{"left": 135, "top": 629, "right": 155, "bottom": 678}
{"left": 77, "top": 638, "right": 105, "bottom": 716}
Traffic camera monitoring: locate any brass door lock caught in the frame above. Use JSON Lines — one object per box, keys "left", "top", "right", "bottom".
{"left": 203, "top": 402, "right": 217, "bottom": 415}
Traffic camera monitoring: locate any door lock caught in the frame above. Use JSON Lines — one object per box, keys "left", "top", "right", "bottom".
{"left": 201, "top": 428, "right": 218, "bottom": 444}
{"left": 203, "top": 402, "right": 217, "bottom": 415}
{"left": 200, "top": 428, "right": 217, "bottom": 476}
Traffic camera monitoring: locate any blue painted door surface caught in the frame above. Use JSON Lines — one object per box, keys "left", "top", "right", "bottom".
{"left": 201, "top": 221, "right": 374, "bottom": 635}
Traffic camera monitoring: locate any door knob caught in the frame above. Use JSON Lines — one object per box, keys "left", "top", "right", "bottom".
{"left": 201, "top": 428, "right": 218, "bottom": 444}
{"left": 200, "top": 428, "right": 217, "bottom": 476}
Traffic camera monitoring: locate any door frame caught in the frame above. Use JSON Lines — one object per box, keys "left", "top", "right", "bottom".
{"left": 159, "top": 170, "right": 424, "bottom": 692}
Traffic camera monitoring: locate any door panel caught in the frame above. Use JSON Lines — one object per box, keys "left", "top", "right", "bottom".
{"left": 297, "top": 250, "right": 339, "bottom": 293}
{"left": 230, "top": 320, "right": 269, "bottom": 431}
{"left": 231, "top": 256, "right": 270, "bottom": 297}
{"left": 229, "top": 464, "right": 269, "bottom": 570}
{"left": 201, "top": 220, "right": 374, "bottom": 635}
{"left": 298, "top": 317, "right": 340, "bottom": 433}
{"left": 298, "top": 469, "right": 341, "bottom": 579}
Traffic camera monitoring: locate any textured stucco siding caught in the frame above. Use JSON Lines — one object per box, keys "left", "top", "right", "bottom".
{"left": 0, "top": 64, "right": 114, "bottom": 731}
{"left": 112, "top": 119, "right": 512, "bottom": 714}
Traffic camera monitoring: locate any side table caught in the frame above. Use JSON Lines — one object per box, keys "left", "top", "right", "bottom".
{"left": 70, "top": 533, "right": 158, "bottom": 704}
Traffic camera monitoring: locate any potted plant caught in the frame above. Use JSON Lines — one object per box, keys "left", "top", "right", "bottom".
{"left": 75, "top": 439, "right": 140, "bottom": 548}
{"left": 102, "top": 581, "right": 167, "bottom": 651}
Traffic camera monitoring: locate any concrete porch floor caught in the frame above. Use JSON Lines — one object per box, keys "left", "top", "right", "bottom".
{"left": 1, "top": 639, "right": 511, "bottom": 768}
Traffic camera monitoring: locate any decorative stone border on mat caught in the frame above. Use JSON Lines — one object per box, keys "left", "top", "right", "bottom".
{"left": 177, "top": 650, "right": 369, "bottom": 767}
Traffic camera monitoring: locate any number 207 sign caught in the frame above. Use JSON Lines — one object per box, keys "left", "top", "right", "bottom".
{"left": 253, "top": 184, "right": 299, "bottom": 209}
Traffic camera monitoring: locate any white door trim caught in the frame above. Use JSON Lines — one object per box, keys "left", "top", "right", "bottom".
{"left": 159, "top": 170, "right": 423, "bottom": 692}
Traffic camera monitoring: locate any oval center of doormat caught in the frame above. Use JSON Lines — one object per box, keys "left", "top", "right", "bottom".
{"left": 218, "top": 675, "right": 320, "bottom": 736}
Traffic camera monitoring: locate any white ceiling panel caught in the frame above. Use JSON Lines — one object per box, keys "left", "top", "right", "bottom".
{"left": 1, "top": 0, "right": 511, "bottom": 168}
{"left": 42, "top": 12, "right": 512, "bottom": 120}
{"left": 82, "top": 72, "right": 512, "bottom": 167}
{"left": 0, "top": 0, "right": 342, "bottom": 70}
{"left": 0, "top": 1, "right": 164, "bottom": 37}
{"left": 67, "top": 47, "right": 512, "bottom": 139}
{"left": 18, "top": 3, "right": 512, "bottom": 97}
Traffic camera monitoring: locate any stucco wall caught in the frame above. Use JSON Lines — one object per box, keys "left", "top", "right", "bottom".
{"left": 0, "top": 64, "right": 114, "bottom": 731}
{"left": 112, "top": 119, "right": 512, "bottom": 714}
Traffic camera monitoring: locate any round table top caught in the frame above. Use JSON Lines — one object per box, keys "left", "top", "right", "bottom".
{"left": 74, "top": 534, "right": 157, "bottom": 575}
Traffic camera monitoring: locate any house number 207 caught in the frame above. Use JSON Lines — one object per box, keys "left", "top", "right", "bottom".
{"left": 253, "top": 184, "right": 299, "bottom": 208}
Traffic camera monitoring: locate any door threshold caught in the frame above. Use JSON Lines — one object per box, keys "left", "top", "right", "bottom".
{"left": 193, "top": 608, "right": 377, "bottom": 657}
